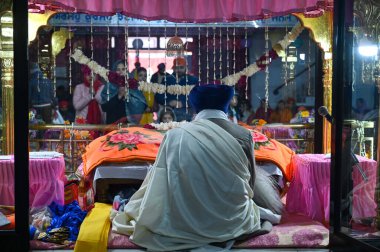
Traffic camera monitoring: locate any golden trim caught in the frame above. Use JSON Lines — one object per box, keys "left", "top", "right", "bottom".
{"left": 28, "top": 11, "right": 56, "bottom": 43}
{"left": 293, "top": 12, "right": 333, "bottom": 153}
{"left": 52, "top": 28, "right": 73, "bottom": 57}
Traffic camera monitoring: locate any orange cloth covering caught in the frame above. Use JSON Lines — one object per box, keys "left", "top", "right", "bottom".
{"left": 254, "top": 138, "right": 294, "bottom": 182}
{"left": 83, "top": 125, "right": 294, "bottom": 182}
{"left": 240, "top": 122, "right": 295, "bottom": 182}
{"left": 82, "top": 127, "right": 163, "bottom": 176}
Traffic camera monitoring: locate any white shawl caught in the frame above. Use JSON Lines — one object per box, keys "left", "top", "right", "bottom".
{"left": 112, "top": 119, "right": 261, "bottom": 251}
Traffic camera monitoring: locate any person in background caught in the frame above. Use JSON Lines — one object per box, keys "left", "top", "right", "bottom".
{"left": 73, "top": 66, "right": 105, "bottom": 124}
{"left": 56, "top": 85, "right": 73, "bottom": 103}
{"left": 270, "top": 100, "right": 293, "bottom": 123}
{"left": 247, "top": 99, "right": 272, "bottom": 123}
{"left": 158, "top": 108, "right": 176, "bottom": 123}
{"left": 140, "top": 68, "right": 157, "bottom": 124}
{"left": 104, "top": 63, "right": 148, "bottom": 125}
{"left": 155, "top": 58, "right": 199, "bottom": 122}
{"left": 286, "top": 97, "right": 297, "bottom": 115}
{"left": 101, "top": 60, "right": 128, "bottom": 124}
{"left": 228, "top": 93, "right": 240, "bottom": 124}
{"left": 167, "top": 57, "right": 198, "bottom": 121}
{"left": 238, "top": 100, "right": 253, "bottom": 123}
{"left": 353, "top": 98, "right": 371, "bottom": 120}
{"left": 29, "top": 62, "right": 57, "bottom": 124}
{"left": 129, "top": 62, "right": 141, "bottom": 79}
{"left": 150, "top": 63, "right": 171, "bottom": 84}
{"left": 124, "top": 67, "right": 148, "bottom": 125}
{"left": 58, "top": 100, "right": 75, "bottom": 122}
{"left": 111, "top": 84, "right": 282, "bottom": 250}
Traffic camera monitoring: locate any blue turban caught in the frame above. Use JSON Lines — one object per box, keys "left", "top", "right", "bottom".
{"left": 189, "top": 84, "right": 235, "bottom": 113}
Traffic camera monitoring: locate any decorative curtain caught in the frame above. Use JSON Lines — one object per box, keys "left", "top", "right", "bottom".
{"left": 30, "top": 0, "right": 333, "bottom": 21}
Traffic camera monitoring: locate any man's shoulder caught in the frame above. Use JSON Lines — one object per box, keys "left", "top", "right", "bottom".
{"left": 164, "top": 125, "right": 193, "bottom": 141}
{"left": 165, "top": 125, "right": 187, "bottom": 135}
{"left": 208, "top": 118, "right": 251, "bottom": 139}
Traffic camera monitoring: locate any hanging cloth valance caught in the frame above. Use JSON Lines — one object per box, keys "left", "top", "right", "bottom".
{"left": 30, "top": 0, "right": 333, "bottom": 22}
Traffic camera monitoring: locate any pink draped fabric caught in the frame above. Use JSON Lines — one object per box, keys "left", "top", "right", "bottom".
{"left": 0, "top": 156, "right": 65, "bottom": 208}
{"left": 106, "top": 212, "right": 329, "bottom": 248}
{"left": 31, "top": 0, "right": 332, "bottom": 22}
{"left": 286, "top": 154, "right": 377, "bottom": 223}
{"left": 30, "top": 212, "right": 329, "bottom": 249}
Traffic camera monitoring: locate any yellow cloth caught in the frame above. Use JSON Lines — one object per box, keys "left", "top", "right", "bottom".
{"left": 74, "top": 203, "right": 112, "bottom": 252}
{"left": 139, "top": 91, "right": 155, "bottom": 124}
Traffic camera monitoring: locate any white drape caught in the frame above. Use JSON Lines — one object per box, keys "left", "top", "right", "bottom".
{"left": 112, "top": 119, "right": 261, "bottom": 251}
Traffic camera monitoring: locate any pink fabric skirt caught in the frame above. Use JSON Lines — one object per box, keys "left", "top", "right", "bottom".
{"left": 0, "top": 156, "right": 65, "bottom": 208}
{"left": 286, "top": 154, "right": 377, "bottom": 223}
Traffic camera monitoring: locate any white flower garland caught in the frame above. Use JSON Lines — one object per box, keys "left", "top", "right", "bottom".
{"left": 149, "top": 121, "right": 188, "bottom": 131}
{"left": 71, "top": 49, "right": 110, "bottom": 82}
{"left": 138, "top": 81, "right": 167, "bottom": 94}
{"left": 70, "top": 22, "right": 304, "bottom": 95}
{"left": 278, "top": 22, "right": 304, "bottom": 50}
{"left": 220, "top": 22, "right": 304, "bottom": 85}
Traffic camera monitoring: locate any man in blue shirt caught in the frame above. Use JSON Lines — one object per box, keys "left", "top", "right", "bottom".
{"left": 28, "top": 62, "right": 57, "bottom": 123}
{"left": 154, "top": 57, "right": 198, "bottom": 121}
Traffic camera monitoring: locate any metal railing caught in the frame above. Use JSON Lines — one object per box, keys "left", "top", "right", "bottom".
{"left": 26, "top": 123, "right": 317, "bottom": 174}
{"left": 28, "top": 124, "right": 127, "bottom": 174}
{"left": 256, "top": 123, "right": 315, "bottom": 153}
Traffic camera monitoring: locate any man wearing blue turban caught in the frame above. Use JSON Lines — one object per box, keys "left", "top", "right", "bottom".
{"left": 112, "top": 84, "right": 282, "bottom": 251}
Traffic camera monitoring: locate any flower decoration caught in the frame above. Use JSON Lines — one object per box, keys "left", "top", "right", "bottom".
{"left": 251, "top": 130, "right": 269, "bottom": 143}
{"left": 29, "top": 109, "right": 36, "bottom": 122}
{"left": 101, "top": 130, "right": 149, "bottom": 151}
{"left": 71, "top": 22, "right": 304, "bottom": 93}
{"left": 143, "top": 124, "right": 156, "bottom": 130}
{"left": 250, "top": 130, "right": 273, "bottom": 150}
{"left": 251, "top": 119, "right": 267, "bottom": 126}
{"left": 61, "top": 117, "right": 94, "bottom": 159}
{"left": 75, "top": 117, "right": 87, "bottom": 124}
{"left": 29, "top": 109, "right": 46, "bottom": 140}
{"left": 300, "top": 111, "right": 310, "bottom": 118}
{"left": 293, "top": 109, "right": 314, "bottom": 124}
{"left": 148, "top": 121, "right": 188, "bottom": 131}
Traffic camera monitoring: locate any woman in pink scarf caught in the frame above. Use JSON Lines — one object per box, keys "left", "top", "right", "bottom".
{"left": 73, "top": 66, "right": 105, "bottom": 124}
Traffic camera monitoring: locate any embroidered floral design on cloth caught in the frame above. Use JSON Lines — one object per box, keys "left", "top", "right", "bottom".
{"left": 250, "top": 130, "right": 274, "bottom": 150}
{"left": 100, "top": 129, "right": 160, "bottom": 151}
{"left": 101, "top": 130, "right": 143, "bottom": 151}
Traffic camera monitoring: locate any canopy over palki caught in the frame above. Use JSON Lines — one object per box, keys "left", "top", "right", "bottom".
{"left": 30, "top": 0, "right": 333, "bottom": 21}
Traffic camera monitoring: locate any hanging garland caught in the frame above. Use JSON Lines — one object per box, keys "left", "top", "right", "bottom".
{"left": 71, "top": 22, "right": 304, "bottom": 96}
{"left": 147, "top": 121, "right": 188, "bottom": 131}
{"left": 221, "top": 22, "right": 304, "bottom": 85}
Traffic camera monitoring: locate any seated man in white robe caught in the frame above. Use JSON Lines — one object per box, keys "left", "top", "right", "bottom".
{"left": 112, "top": 84, "right": 282, "bottom": 251}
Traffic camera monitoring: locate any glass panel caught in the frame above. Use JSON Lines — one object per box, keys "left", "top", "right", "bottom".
{"left": 26, "top": 12, "right": 325, "bottom": 248}
{"left": 29, "top": 14, "right": 316, "bottom": 153}
{"left": 0, "top": 11, "right": 14, "bottom": 231}
{"left": 338, "top": 0, "right": 380, "bottom": 248}
{"left": 250, "top": 28, "right": 317, "bottom": 153}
